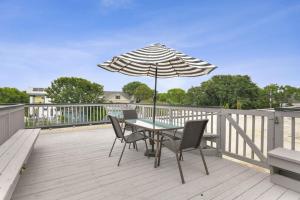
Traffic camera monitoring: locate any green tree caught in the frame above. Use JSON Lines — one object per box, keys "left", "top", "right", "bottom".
{"left": 166, "top": 88, "right": 186, "bottom": 105}
{"left": 134, "top": 84, "right": 153, "bottom": 103}
{"left": 158, "top": 93, "right": 168, "bottom": 103}
{"left": 261, "top": 84, "right": 281, "bottom": 108}
{"left": 122, "top": 81, "right": 144, "bottom": 97}
{"left": 184, "top": 86, "right": 206, "bottom": 106}
{"left": 260, "top": 84, "right": 300, "bottom": 108}
{"left": 0, "top": 87, "right": 29, "bottom": 104}
{"left": 281, "top": 85, "right": 300, "bottom": 106}
{"left": 46, "top": 77, "right": 104, "bottom": 103}
{"left": 185, "top": 75, "right": 261, "bottom": 109}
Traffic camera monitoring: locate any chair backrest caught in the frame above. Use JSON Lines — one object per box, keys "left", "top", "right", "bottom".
{"left": 108, "top": 115, "right": 124, "bottom": 139}
{"left": 123, "top": 110, "right": 138, "bottom": 120}
{"left": 180, "top": 120, "right": 208, "bottom": 150}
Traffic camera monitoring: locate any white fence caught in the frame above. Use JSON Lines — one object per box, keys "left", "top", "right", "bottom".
{"left": 24, "top": 103, "right": 300, "bottom": 168}
{"left": 136, "top": 105, "right": 300, "bottom": 168}
{"left": 24, "top": 104, "right": 134, "bottom": 128}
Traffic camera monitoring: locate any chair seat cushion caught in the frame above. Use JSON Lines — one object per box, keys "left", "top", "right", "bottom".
{"left": 125, "top": 132, "right": 147, "bottom": 143}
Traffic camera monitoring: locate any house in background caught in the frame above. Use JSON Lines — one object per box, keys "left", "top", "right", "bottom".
{"left": 26, "top": 87, "right": 51, "bottom": 104}
{"left": 103, "top": 91, "right": 133, "bottom": 103}
{"left": 26, "top": 87, "right": 57, "bottom": 119}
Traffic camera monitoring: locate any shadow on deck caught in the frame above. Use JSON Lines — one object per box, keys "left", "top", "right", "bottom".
{"left": 12, "top": 126, "right": 300, "bottom": 200}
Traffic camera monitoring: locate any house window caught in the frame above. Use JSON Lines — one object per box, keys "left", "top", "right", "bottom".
{"left": 115, "top": 95, "right": 121, "bottom": 99}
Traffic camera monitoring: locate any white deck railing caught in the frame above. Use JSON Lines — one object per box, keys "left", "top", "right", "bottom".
{"left": 23, "top": 103, "right": 300, "bottom": 168}
{"left": 0, "top": 105, "right": 24, "bottom": 145}
{"left": 136, "top": 104, "right": 300, "bottom": 168}
{"left": 24, "top": 103, "right": 134, "bottom": 128}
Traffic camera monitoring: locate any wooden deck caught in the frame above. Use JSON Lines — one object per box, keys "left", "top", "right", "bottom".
{"left": 12, "top": 126, "right": 300, "bottom": 200}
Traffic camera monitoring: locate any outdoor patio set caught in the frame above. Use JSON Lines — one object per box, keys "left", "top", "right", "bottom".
{"left": 108, "top": 109, "right": 209, "bottom": 184}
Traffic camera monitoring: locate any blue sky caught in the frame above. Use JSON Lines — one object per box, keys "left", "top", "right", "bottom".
{"left": 0, "top": 0, "right": 299, "bottom": 92}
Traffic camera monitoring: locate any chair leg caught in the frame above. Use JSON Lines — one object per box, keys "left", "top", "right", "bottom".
{"left": 144, "top": 140, "right": 149, "bottom": 158}
{"left": 179, "top": 150, "right": 183, "bottom": 161}
{"left": 175, "top": 152, "right": 185, "bottom": 184}
{"left": 118, "top": 143, "right": 127, "bottom": 166}
{"left": 135, "top": 142, "right": 138, "bottom": 152}
{"left": 157, "top": 137, "right": 164, "bottom": 166}
{"left": 109, "top": 137, "right": 117, "bottom": 157}
{"left": 199, "top": 148, "right": 209, "bottom": 175}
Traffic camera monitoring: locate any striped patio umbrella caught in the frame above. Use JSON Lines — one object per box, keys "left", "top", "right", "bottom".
{"left": 98, "top": 43, "right": 217, "bottom": 123}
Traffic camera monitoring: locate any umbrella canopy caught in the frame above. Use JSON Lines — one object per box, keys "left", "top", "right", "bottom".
{"left": 98, "top": 43, "right": 217, "bottom": 125}
{"left": 98, "top": 43, "right": 216, "bottom": 78}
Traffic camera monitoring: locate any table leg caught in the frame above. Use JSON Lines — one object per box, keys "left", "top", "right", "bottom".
{"left": 154, "top": 131, "right": 160, "bottom": 168}
{"left": 144, "top": 131, "right": 156, "bottom": 157}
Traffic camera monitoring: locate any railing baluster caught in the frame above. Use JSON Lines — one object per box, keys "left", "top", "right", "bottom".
{"left": 236, "top": 114, "right": 239, "bottom": 155}
{"left": 90, "top": 106, "right": 92, "bottom": 123}
{"left": 291, "top": 117, "right": 295, "bottom": 150}
{"left": 251, "top": 115, "right": 255, "bottom": 159}
{"left": 261, "top": 116, "right": 265, "bottom": 155}
{"left": 243, "top": 115, "right": 247, "bottom": 157}
{"left": 229, "top": 119, "right": 232, "bottom": 153}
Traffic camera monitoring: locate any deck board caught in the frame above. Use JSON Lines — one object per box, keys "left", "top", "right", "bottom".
{"left": 12, "top": 127, "right": 300, "bottom": 200}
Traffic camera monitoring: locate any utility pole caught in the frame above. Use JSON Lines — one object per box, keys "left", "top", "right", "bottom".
{"left": 269, "top": 90, "right": 272, "bottom": 108}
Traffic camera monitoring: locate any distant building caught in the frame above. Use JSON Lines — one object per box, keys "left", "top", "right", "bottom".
{"left": 26, "top": 87, "right": 51, "bottom": 104}
{"left": 103, "top": 91, "right": 133, "bottom": 103}
{"left": 26, "top": 87, "right": 58, "bottom": 119}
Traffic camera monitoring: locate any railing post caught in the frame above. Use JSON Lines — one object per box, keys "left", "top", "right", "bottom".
{"left": 267, "top": 111, "right": 284, "bottom": 151}
{"left": 274, "top": 111, "right": 284, "bottom": 148}
{"left": 217, "top": 109, "right": 226, "bottom": 157}
{"left": 169, "top": 107, "right": 173, "bottom": 123}
{"left": 141, "top": 105, "right": 145, "bottom": 118}
{"left": 8, "top": 111, "right": 11, "bottom": 137}
{"left": 267, "top": 112, "right": 275, "bottom": 151}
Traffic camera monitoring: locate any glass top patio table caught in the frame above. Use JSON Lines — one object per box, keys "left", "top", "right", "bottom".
{"left": 124, "top": 118, "right": 183, "bottom": 131}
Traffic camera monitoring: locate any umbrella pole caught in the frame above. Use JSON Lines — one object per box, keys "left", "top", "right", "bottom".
{"left": 153, "top": 66, "right": 158, "bottom": 125}
{"left": 148, "top": 66, "right": 158, "bottom": 156}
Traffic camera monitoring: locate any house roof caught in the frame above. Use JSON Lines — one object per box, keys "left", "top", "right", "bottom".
{"left": 103, "top": 91, "right": 131, "bottom": 99}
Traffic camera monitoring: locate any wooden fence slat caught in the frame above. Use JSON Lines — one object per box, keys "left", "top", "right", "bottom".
{"left": 225, "top": 114, "right": 267, "bottom": 163}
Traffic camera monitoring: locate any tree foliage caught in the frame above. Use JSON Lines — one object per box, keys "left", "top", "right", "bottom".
{"left": 185, "top": 75, "right": 261, "bottom": 109}
{"left": 166, "top": 88, "right": 186, "bottom": 105}
{"left": 46, "top": 77, "right": 104, "bottom": 103}
{"left": 123, "top": 81, "right": 153, "bottom": 103}
{"left": 122, "top": 81, "right": 144, "bottom": 97}
{"left": 184, "top": 87, "right": 206, "bottom": 106}
{"left": 0, "top": 87, "right": 29, "bottom": 104}
{"left": 158, "top": 93, "right": 168, "bottom": 103}
{"left": 260, "top": 84, "right": 300, "bottom": 108}
{"left": 134, "top": 84, "right": 153, "bottom": 103}
{"left": 121, "top": 75, "right": 300, "bottom": 109}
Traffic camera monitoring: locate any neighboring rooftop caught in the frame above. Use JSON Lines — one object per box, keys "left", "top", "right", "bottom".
{"left": 26, "top": 87, "right": 47, "bottom": 96}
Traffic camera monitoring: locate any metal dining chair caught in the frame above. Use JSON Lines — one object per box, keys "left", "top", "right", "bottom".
{"left": 122, "top": 109, "right": 144, "bottom": 150}
{"left": 158, "top": 119, "right": 209, "bottom": 184}
{"left": 108, "top": 115, "right": 149, "bottom": 166}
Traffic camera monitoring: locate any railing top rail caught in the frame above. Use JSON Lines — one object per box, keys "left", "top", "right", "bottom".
{"left": 25, "top": 103, "right": 131, "bottom": 106}
{"left": 136, "top": 103, "right": 222, "bottom": 109}
{"left": 275, "top": 107, "right": 300, "bottom": 112}
{"left": 275, "top": 110, "right": 300, "bottom": 118}
{"left": 222, "top": 108, "right": 275, "bottom": 117}
{"left": 0, "top": 104, "right": 24, "bottom": 111}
